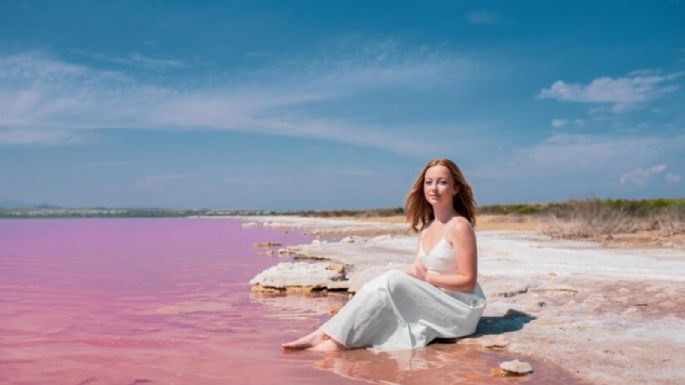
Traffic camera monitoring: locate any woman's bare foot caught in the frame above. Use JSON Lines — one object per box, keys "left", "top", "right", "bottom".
{"left": 307, "top": 338, "right": 346, "bottom": 352}
{"left": 282, "top": 329, "right": 327, "bottom": 350}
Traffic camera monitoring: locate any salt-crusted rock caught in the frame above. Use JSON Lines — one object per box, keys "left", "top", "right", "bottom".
{"left": 253, "top": 241, "right": 283, "bottom": 248}
{"left": 499, "top": 359, "right": 533, "bottom": 374}
{"left": 249, "top": 262, "right": 345, "bottom": 291}
{"left": 340, "top": 236, "right": 355, "bottom": 243}
{"left": 498, "top": 284, "right": 529, "bottom": 298}
{"left": 326, "top": 263, "right": 346, "bottom": 274}
{"left": 277, "top": 247, "right": 301, "bottom": 256}
{"left": 241, "top": 222, "right": 259, "bottom": 228}
{"left": 480, "top": 335, "right": 511, "bottom": 349}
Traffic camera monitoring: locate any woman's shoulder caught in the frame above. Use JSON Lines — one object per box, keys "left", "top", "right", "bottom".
{"left": 448, "top": 216, "right": 475, "bottom": 240}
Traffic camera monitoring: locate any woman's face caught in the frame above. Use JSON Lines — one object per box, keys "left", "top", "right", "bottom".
{"left": 423, "top": 165, "right": 459, "bottom": 207}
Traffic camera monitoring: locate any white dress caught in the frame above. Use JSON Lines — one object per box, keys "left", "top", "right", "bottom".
{"left": 320, "top": 220, "right": 487, "bottom": 350}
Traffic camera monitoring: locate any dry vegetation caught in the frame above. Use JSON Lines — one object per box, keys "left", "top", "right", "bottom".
{"left": 540, "top": 199, "right": 685, "bottom": 242}
{"left": 341, "top": 198, "right": 685, "bottom": 248}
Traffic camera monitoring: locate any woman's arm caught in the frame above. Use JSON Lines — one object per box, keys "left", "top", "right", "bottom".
{"left": 424, "top": 219, "right": 478, "bottom": 292}
{"left": 403, "top": 224, "right": 429, "bottom": 275}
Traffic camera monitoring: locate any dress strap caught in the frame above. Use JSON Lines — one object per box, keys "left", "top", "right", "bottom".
{"left": 442, "top": 218, "right": 458, "bottom": 240}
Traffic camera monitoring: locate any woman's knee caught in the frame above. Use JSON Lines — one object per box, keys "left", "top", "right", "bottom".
{"left": 384, "top": 270, "right": 413, "bottom": 295}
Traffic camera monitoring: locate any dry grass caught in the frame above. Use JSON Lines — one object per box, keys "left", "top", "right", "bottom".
{"left": 542, "top": 200, "right": 685, "bottom": 242}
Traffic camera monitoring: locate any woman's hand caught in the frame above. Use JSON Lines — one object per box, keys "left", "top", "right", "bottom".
{"left": 405, "top": 263, "right": 428, "bottom": 281}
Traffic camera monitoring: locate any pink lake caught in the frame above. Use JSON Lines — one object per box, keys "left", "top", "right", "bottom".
{"left": 0, "top": 218, "right": 585, "bottom": 385}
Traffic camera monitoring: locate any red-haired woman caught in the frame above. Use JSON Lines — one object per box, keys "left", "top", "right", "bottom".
{"left": 282, "top": 159, "right": 486, "bottom": 351}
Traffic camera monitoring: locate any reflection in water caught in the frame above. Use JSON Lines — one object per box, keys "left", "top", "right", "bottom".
{"left": 250, "top": 291, "right": 349, "bottom": 319}
{"left": 310, "top": 344, "right": 583, "bottom": 385}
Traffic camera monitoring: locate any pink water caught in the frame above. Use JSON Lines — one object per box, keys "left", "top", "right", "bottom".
{"left": 0, "top": 218, "right": 585, "bottom": 385}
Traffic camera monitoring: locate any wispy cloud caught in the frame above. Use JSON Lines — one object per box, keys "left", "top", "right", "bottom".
{"left": 0, "top": 47, "right": 473, "bottom": 155}
{"left": 465, "top": 10, "right": 501, "bottom": 25}
{"left": 71, "top": 49, "right": 187, "bottom": 70}
{"left": 551, "top": 118, "right": 568, "bottom": 128}
{"left": 550, "top": 118, "right": 585, "bottom": 128}
{"left": 475, "top": 133, "right": 685, "bottom": 181}
{"left": 619, "top": 164, "right": 668, "bottom": 186}
{"left": 666, "top": 172, "right": 682, "bottom": 183}
{"left": 537, "top": 70, "right": 684, "bottom": 112}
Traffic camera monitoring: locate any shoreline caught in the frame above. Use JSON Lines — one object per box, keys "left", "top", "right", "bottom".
{"left": 244, "top": 215, "right": 685, "bottom": 385}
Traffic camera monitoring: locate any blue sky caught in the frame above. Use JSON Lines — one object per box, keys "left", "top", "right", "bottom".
{"left": 1, "top": 1, "right": 684, "bottom": 210}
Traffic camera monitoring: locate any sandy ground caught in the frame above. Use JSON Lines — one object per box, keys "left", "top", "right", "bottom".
{"left": 241, "top": 215, "right": 685, "bottom": 385}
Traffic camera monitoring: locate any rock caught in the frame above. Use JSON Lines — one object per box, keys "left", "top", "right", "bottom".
{"left": 498, "top": 285, "right": 529, "bottom": 298}
{"left": 277, "top": 248, "right": 300, "bottom": 256}
{"left": 326, "top": 263, "right": 346, "bottom": 274}
{"left": 249, "top": 262, "right": 346, "bottom": 291}
{"left": 340, "top": 236, "right": 355, "bottom": 243}
{"left": 265, "top": 249, "right": 274, "bottom": 256}
{"left": 499, "top": 359, "right": 533, "bottom": 374}
{"left": 480, "top": 335, "right": 510, "bottom": 349}
{"left": 251, "top": 284, "right": 319, "bottom": 294}
{"left": 241, "top": 222, "right": 258, "bottom": 228}
{"left": 253, "top": 242, "right": 283, "bottom": 248}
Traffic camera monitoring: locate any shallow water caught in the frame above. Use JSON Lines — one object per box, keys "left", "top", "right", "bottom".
{"left": 0, "top": 218, "right": 585, "bottom": 385}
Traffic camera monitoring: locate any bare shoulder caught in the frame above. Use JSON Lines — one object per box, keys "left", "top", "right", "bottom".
{"left": 448, "top": 216, "right": 476, "bottom": 242}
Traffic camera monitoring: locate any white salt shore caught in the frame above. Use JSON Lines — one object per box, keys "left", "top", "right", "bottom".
{"left": 242, "top": 215, "right": 685, "bottom": 385}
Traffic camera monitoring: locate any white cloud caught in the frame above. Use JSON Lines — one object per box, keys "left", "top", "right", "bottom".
{"left": 551, "top": 118, "right": 568, "bottom": 128}
{"left": 666, "top": 172, "right": 682, "bottom": 184}
{"left": 465, "top": 11, "right": 501, "bottom": 25}
{"left": 619, "top": 165, "right": 668, "bottom": 186}
{"left": 537, "top": 70, "right": 684, "bottom": 112}
{"left": 0, "top": 48, "right": 472, "bottom": 155}
{"left": 551, "top": 118, "right": 587, "bottom": 128}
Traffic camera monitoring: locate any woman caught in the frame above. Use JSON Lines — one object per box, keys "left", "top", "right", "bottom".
{"left": 282, "top": 158, "right": 486, "bottom": 352}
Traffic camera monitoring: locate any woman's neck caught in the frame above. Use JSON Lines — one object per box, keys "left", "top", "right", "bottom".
{"left": 432, "top": 207, "right": 458, "bottom": 224}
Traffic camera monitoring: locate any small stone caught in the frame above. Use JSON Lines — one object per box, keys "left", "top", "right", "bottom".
{"left": 340, "top": 236, "right": 355, "bottom": 243}
{"left": 499, "top": 359, "right": 533, "bottom": 374}
{"left": 498, "top": 285, "right": 529, "bottom": 298}
{"left": 277, "top": 248, "right": 298, "bottom": 256}
{"left": 265, "top": 249, "right": 274, "bottom": 256}
{"left": 241, "top": 222, "right": 258, "bottom": 228}
{"left": 326, "top": 264, "right": 346, "bottom": 274}
{"left": 481, "top": 335, "right": 510, "bottom": 349}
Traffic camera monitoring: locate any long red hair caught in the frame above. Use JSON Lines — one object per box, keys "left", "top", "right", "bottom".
{"left": 404, "top": 158, "right": 477, "bottom": 232}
